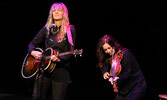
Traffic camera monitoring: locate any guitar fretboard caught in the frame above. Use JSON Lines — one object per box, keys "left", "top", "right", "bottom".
{"left": 56, "top": 51, "right": 73, "bottom": 57}
{"left": 44, "top": 51, "right": 72, "bottom": 59}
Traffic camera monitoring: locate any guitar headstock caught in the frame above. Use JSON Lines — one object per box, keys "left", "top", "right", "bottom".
{"left": 73, "top": 49, "right": 83, "bottom": 57}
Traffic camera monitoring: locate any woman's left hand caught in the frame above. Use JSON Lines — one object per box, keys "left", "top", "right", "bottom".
{"left": 51, "top": 55, "right": 60, "bottom": 62}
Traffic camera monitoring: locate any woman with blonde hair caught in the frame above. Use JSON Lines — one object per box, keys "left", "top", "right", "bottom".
{"left": 28, "top": 2, "right": 76, "bottom": 100}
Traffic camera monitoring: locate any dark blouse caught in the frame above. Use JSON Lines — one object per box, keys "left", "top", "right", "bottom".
{"left": 102, "top": 48, "right": 146, "bottom": 96}
{"left": 28, "top": 25, "right": 76, "bottom": 82}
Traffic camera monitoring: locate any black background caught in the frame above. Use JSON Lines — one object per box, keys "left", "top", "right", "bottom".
{"left": 0, "top": 0, "right": 167, "bottom": 100}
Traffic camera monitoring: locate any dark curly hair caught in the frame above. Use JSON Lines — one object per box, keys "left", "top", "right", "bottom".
{"left": 96, "top": 34, "right": 123, "bottom": 68}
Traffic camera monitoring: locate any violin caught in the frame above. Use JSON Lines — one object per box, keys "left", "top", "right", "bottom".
{"left": 109, "top": 49, "right": 123, "bottom": 92}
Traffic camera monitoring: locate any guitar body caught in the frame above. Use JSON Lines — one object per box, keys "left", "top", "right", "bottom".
{"left": 47, "top": 62, "right": 56, "bottom": 73}
{"left": 21, "top": 48, "right": 83, "bottom": 79}
{"left": 21, "top": 48, "right": 53, "bottom": 78}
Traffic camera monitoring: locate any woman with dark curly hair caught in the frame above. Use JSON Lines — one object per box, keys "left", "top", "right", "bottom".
{"left": 96, "top": 34, "right": 146, "bottom": 100}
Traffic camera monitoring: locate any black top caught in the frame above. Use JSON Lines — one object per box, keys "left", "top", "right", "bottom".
{"left": 28, "top": 25, "right": 76, "bottom": 82}
{"left": 102, "top": 48, "right": 146, "bottom": 96}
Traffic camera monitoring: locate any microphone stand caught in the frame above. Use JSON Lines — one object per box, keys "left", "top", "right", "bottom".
{"left": 36, "top": 55, "right": 45, "bottom": 100}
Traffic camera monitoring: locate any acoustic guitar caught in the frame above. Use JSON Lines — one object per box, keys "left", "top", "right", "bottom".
{"left": 21, "top": 47, "right": 83, "bottom": 79}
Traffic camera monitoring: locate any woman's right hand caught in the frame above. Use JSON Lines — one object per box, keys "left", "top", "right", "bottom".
{"left": 109, "top": 77, "right": 119, "bottom": 85}
{"left": 103, "top": 72, "right": 110, "bottom": 79}
{"left": 31, "top": 51, "right": 42, "bottom": 59}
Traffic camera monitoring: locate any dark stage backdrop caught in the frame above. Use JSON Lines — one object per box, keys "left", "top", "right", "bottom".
{"left": 0, "top": 0, "right": 167, "bottom": 100}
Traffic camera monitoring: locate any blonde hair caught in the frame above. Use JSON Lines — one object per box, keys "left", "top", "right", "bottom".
{"left": 46, "top": 2, "right": 70, "bottom": 41}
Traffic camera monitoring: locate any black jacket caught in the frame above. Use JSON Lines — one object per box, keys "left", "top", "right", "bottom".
{"left": 28, "top": 25, "right": 76, "bottom": 82}
{"left": 102, "top": 48, "right": 146, "bottom": 96}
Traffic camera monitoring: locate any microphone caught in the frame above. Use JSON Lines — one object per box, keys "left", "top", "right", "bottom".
{"left": 49, "top": 24, "right": 59, "bottom": 34}
{"left": 49, "top": 24, "right": 56, "bottom": 29}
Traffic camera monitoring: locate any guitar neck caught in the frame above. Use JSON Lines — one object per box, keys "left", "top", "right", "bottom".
{"left": 56, "top": 51, "right": 73, "bottom": 57}
{"left": 45, "top": 51, "right": 72, "bottom": 59}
